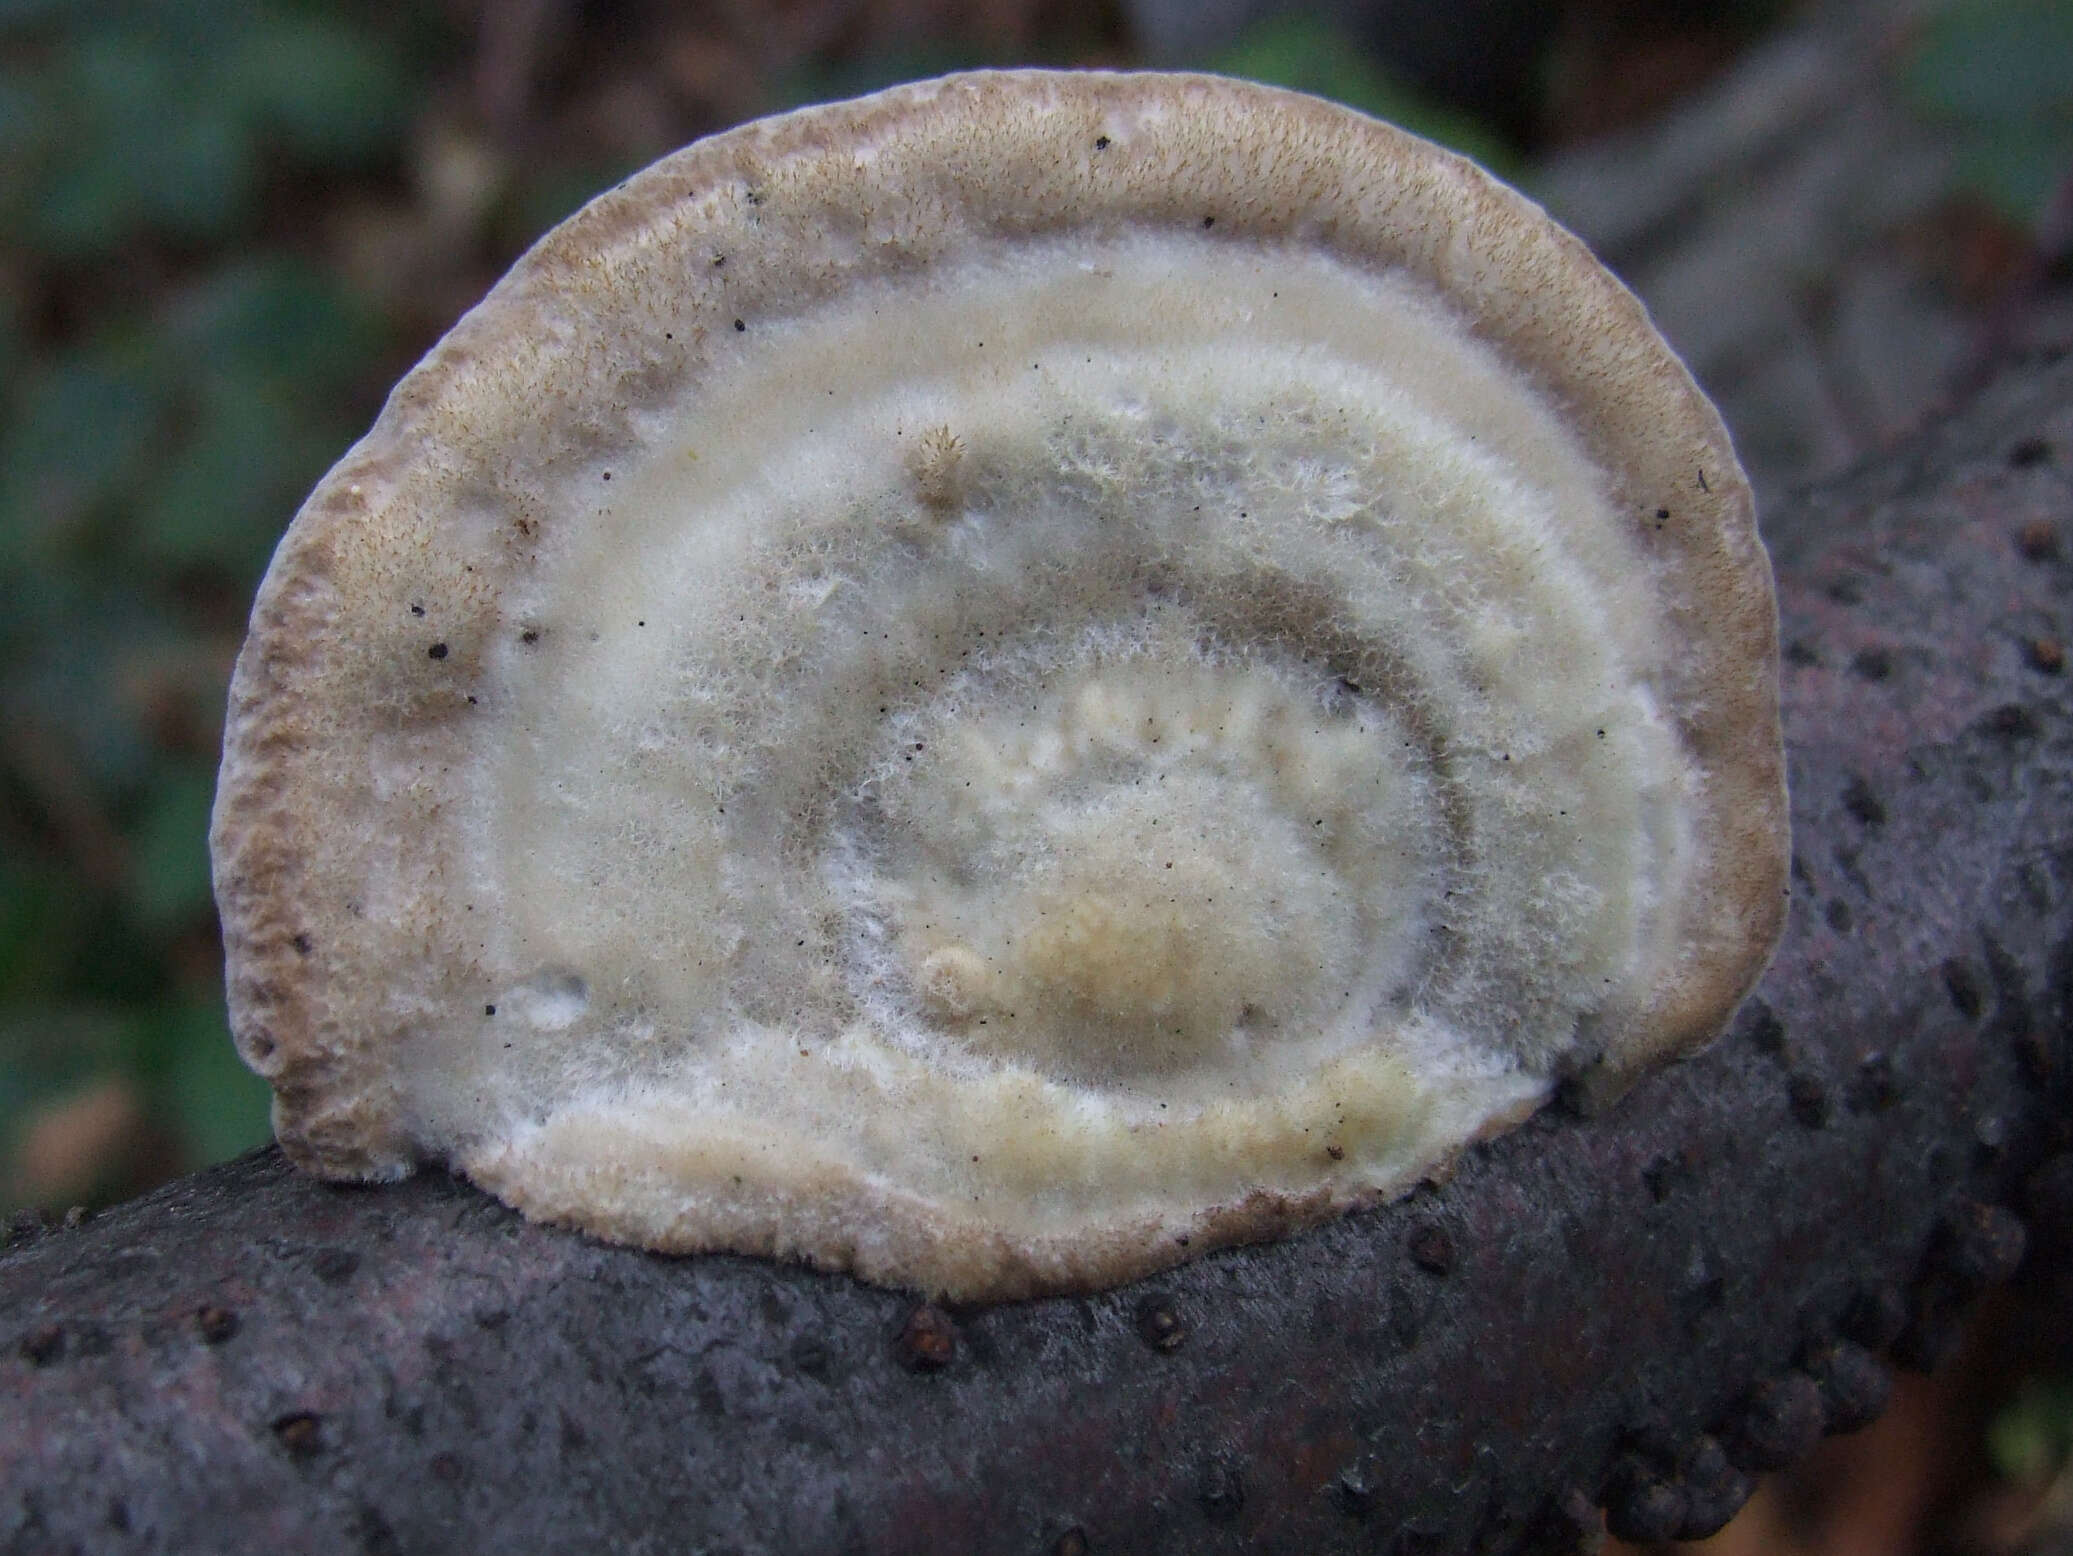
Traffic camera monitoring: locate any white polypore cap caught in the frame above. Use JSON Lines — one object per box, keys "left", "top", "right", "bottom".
{"left": 210, "top": 71, "right": 1787, "bottom": 1300}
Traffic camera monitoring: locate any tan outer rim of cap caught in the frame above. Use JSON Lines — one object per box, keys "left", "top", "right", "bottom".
{"left": 212, "top": 69, "right": 1786, "bottom": 1198}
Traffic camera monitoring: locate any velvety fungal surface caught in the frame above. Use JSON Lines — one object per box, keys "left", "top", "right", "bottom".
{"left": 210, "top": 71, "right": 1786, "bottom": 1298}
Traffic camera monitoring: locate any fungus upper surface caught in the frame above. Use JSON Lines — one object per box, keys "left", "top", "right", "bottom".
{"left": 210, "top": 71, "right": 1787, "bottom": 1299}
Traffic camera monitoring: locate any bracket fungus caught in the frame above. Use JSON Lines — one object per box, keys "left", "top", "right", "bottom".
{"left": 210, "top": 71, "right": 1787, "bottom": 1300}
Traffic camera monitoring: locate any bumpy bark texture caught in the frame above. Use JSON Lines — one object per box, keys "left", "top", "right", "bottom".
{"left": 6, "top": 353, "right": 2073, "bottom": 1556}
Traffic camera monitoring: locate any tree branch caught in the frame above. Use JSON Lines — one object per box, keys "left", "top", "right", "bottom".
{"left": 6, "top": 353, "right": 2073, "bottom": 1556}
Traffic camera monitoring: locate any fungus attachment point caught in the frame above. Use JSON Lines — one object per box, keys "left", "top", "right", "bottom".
{"left": 211, "top": 72, "right": 1787, "bottom": 1300}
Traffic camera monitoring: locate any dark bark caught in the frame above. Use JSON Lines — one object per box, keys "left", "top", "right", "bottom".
{"left": 7, "top": 353, "right": 2073, "bottom": 1556}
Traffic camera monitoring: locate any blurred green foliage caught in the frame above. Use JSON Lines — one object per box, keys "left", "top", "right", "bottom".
{"left": 0, "top": 0, "right": 443, "bottom": 1206}
{"left": 7, "top": 0, "right": 416, "bottom": 254}
{"left": 1903, "top": 0, "right": 2073, "bottom": 227}
{"left": 1990, "top": 1376, "right": 2073, "bottom": 1487}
